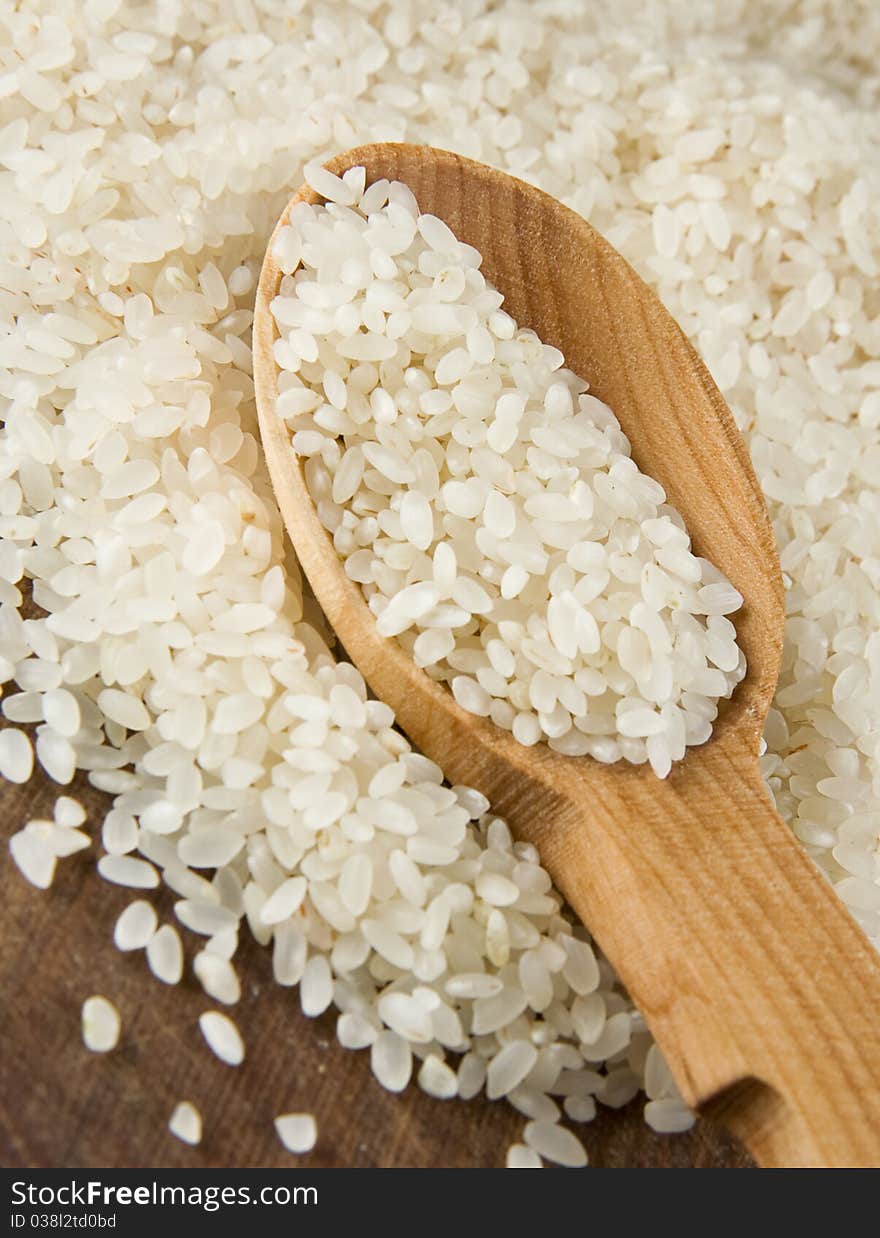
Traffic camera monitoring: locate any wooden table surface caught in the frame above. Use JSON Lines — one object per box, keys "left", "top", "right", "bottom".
{"left": 1, "top": 770, "right": 750, "bottom": 1169}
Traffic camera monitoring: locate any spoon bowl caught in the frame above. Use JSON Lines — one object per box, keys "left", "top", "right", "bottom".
{"left": 254, "top": 143, "right": 880, "bottom": 1167}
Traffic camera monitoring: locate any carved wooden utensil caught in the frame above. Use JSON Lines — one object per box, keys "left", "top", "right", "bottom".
{"left": 254, "top": 143, "right": 880, "bottom": 1168}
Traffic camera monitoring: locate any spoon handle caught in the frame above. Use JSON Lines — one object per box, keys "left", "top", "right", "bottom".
{"left": 540, "top": 739, "right": 880, "bottom": 1167}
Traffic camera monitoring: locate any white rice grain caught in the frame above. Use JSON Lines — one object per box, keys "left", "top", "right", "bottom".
{"left": 506, "top": 1144, "right": 543, "bottom": 1168}
{"left": 644, "top": 1099, "right": 696, "bottom": 1134}
{"left": 0, "top": 729, "right": 33, "bottom": 784}
{"left": 199, "top": 1011, "right": 245, "bottom": 1066}
{"left": 274, "top": 1112, "right": 317, "bottom": 1154}
{"left": 82, "top": 996, "right": 121, "bottom": 1053}
{"left": 147, "top": 925, "right": 184, "bottom": 985}
{"left": 114, "top": 901, "right": 158, "bottom": 952}
{"left": 193, "top": 951, "right": 241, "bottom": 1005}
{"left": 417, "top": 1054, "right": 459, "bottom": 1099}
{"left": 169, "top": 1101, "right": 203, "bottom": 1146}
{"left": 523, "top": 1121, "right": 588, "bottom": 1168}
{"left": 97, "top": 855, "right": 159, "bottom": 890}
{"left": 9, "top": 829, "right": 56, "bottom": 889}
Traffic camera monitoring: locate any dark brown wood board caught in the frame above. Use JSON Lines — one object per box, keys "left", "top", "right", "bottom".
{"left": 1, "top": 772, "right": 750, "bottom": 1169}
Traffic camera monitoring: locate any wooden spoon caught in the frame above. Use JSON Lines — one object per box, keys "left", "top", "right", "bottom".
{"left": 253, "top": 143, "right": 880, "bottom": 1168}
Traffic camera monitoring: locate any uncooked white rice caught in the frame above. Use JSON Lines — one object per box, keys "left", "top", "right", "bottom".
{"left": 54, "top": 796, "right": 86, "bottom": 829}
{"left": 644, "top": 1098, "right": 696, "bottom": 1134}
{"left": 270, "top": 184, "right": 746, "bottom": 777}
{"left": 564, "top": 1095, "right": 598, "bottom": 1124}
{"left": 274, "top": 1112, "right": 318, "bottom": 1155}
{"left": 25, "top": 816, "right": 90, "bottom": 859}
{"left": 113, "top": 900, "right": 158, "bottom": 953}
{"left": 506, "top": 1144, "right": 543, "bottom": 1169}
{"left": 0, "top": 0, "right": 877, "bottom": 1170}
{"left": 146, "top": 924, "right": 184, "bottom": 985}
{"left": 370, "top": 1031, "right": 413, "bottom": 1094}
{"left": 168, "top": 1101, "right": 202, "bottom": 1147}
{"left": 97, "top": 855, "right": 159, "bottom": 890}
{"left": 300, "top": 955, "right": 334, "bottom": 1018}
{"left": 193, "top": 950, "right": 241, "bottom": 1006}
{"left": 523, "top": 1120, "right": 588, "bottom": 1168}
{"left": 199, "top": 1011, "right": 245, "bottom": 1067}
{"left": 417, "top": 1053, "right": 459, "bottom": 1099}
{"left": 0, "top": 729, "right": 33, "bottom": 784}
{"left": 81, "top": 996, "right": 120, "bottom": 1054}
{"left": 487, "top": 1040, "right": 539, "bottom": 1100}
{"left": 9, "top": 827, "right": 56, "bottom": 889}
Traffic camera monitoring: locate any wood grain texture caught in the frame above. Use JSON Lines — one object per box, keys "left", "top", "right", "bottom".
{"left": 1, "top": 776, "right": 751, "bottom": 1169}
{"left": 253, "top": 143, "right": 880, "bottom": 1168}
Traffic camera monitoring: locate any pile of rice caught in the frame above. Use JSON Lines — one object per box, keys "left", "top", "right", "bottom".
{"left": 269, "top": 174, "right": 746, "bottom": 777}
{"left": 1, "top": 0, "right": 878, "bottom": 1167}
